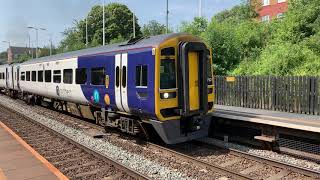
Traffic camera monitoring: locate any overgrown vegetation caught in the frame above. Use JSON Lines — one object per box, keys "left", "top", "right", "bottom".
{"left": 181, "top": 0, "right": 320, "bottom": 75}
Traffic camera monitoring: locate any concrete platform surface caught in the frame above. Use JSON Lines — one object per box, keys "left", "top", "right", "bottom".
{"left": 212, "top": 105, "right": 320, "bottom": 133}
{"left": 0, "top": 122, "right": 68, "bottom": 180}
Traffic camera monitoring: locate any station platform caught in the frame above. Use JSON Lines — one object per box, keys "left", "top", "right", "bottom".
{"left": 0, "top": 122, "right": 67, "bottom": 180}
{"left": 211, "top": 105, "right": 320, "bottom": 133}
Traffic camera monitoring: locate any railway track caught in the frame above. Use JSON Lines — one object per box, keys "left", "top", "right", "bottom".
{"left": 0, "top": 95, "right": 319, "bottom": 179}
{"left": 32, "top": 107, "right": 320, "bottom": 180}
{"left": 0, "top": 105, "right": 149, "bottom": 180}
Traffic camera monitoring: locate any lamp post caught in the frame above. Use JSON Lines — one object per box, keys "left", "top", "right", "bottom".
{"left": 2, "top": 41, "right": 10, "bottom": 48}
{"left": 166, "top": 0, "right": 169, "bottom": 34}
{"left": 27, "top": 26, "right": 46, "bottom": 58}
{"left": 102, "top": 0, "right": 105, "bottom": 46}
{"left": 198, "top": 0, "right": 202, "bottom": 17}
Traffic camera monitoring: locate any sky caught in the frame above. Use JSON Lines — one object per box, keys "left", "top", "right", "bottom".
{"left": 0, "top": 0, "right": 242, "bottom": 53}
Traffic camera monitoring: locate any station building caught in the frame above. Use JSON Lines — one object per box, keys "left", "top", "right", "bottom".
{"left": 251, "top": 0, "right": 288, "bottom": 22}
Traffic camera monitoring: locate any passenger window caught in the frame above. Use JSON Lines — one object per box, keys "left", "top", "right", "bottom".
{"left": 26, "top": 71, "right": 30, "bottom": 81}
{"left": 91, "top": 67, "right": 105, "bottom": 85}
{"left": 45, "top": 70, "right": 51, "bottom": 82}
{"left": 76, "top": 68, "right": 86, "bottom": 84}
{"left": 21, "top": 72, "right": 25, "bottom": 81}
{"left": 31, "top": 71, "right": 36, "bottom": 82}
{"left": 160, "top": 59, "right": 176, "bottom": 89}
{"left": 63, "top": 69, "right": 73, "bottom": 84}
{"left": 38, "top": 71, "right": 43, "bottom": 82}
{"left": 135, "top": 65, "right": 148, "bottom": 87}
{"left": 53, "top": 70, "right": 61, "bottom": 83}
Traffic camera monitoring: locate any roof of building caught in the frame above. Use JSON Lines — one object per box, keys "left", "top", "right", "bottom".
{"left": 9, "top": 46, "right": 37, "bottom": 55}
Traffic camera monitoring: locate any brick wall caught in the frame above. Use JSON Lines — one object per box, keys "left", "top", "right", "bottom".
{"left": 251, "top": 0, "right": 288, "bottom": 21}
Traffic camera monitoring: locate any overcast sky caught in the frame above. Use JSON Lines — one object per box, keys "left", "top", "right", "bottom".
{"left": 0, "top": 0, "right": 242, "bottom": 52}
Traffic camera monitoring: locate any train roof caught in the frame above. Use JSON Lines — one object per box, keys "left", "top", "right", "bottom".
{"left": 19, "top": 33, "right": 189, "bottom": 65}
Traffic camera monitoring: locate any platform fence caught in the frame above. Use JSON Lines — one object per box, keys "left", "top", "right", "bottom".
{"left": 214, "top": 76, "right": 320, "bottom": 116}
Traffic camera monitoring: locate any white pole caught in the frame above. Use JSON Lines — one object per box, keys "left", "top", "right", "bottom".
{"left": 133, "top": 12, "right": 136, "bottom": 38}
{"left": 102, "top": 0, "right": 105, "bottom": 46}
{"left": 166, "top": 0, "right": 169, "bottom": 34}
{"left": 86, "top": 17, "right": 88, "bottom": 47}
{"left": 49, "top": 36, "right": 52, "bottom": 56}
{"left": 199, "top": 0, "right": 202, "bottom": 17}
{"left": 36, "top": 28, "right": 38, "bottom": 59}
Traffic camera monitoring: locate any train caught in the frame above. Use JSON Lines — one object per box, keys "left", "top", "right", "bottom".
{"left": 0, "top": 33, "right": 214, "bottom": 144}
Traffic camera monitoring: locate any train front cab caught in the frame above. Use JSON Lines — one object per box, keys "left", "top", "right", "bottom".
{"left": 150, "top": 35, "right": 214, "bottom": 144}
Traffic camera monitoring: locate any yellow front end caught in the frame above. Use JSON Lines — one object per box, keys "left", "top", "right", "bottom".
{"left": 154, "top": 34, "right": 214, "bottom": 121}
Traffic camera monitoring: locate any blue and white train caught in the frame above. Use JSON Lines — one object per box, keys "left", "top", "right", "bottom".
{"left": 0, "top": 33, "right": 214, "bottom": 144}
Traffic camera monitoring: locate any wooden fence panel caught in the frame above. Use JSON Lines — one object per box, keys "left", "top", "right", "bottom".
{"left": 214, "top": 76, "right": 320, "bottom": 116}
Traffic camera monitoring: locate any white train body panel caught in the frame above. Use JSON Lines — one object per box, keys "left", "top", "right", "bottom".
{"left": 19, "top": 57, "right": 88, "bottom": 105}
{"left": 0, "top": 65, "right": 8, "bottom": 89}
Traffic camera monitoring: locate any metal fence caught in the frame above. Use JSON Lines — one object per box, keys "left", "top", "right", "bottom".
{"left": 214, "top": 76, "right": 320, "bottom": 115}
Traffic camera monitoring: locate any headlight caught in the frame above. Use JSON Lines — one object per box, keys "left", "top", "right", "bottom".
{"left": 160, "top": 92, "right": 177, "bottom": 99}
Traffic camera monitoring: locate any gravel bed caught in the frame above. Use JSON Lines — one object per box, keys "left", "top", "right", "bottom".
{"left": 199, "top": 137, "right": 320, "bottom": 172}
{"left": 0, "top": 95, "right": 189, "bottom": 180}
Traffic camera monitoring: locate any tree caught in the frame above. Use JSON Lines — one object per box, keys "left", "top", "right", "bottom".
{"left": 180, "top": 17, "right": 208, "bottom": 37}
{"left": 78, "top": 3, "right": 142, "bottom": 46}
{"left": 233, "top": 0, "right": 320, "bottom": 75}
{"left": 142, "top": 20, "right": 166, "bottom": 36}
{"left": 58, "top": 25, "right": 85, "bottom": 53}
{"left": 59, "top": 3, "right": 142, "bottom": 52}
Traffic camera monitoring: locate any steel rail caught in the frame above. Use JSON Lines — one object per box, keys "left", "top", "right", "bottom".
{"left": 197, "top": 138, "right": 320, "bottom": 179}
{"left": 0, "top": 104, "right": 150, "bottom": 180}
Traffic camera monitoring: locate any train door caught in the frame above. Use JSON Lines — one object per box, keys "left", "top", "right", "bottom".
{"left": 11, "top": 66, "right": 14, "bottom": 89}
{"left": 16, "top": 66, "right": 20, "bottom": 90}
{"left": 178, "top": 42, "right": 208, "bottom": 116}
{"left": 5, "top": 67, "right": 8, "bottom": 88}
{"left": 115, "top": 53, "right": 130, "bottom": 113}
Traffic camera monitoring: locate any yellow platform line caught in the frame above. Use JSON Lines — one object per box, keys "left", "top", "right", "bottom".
{"left": 0, "top": 168, "right": 7, "bottom": 180}
{"left": 0, "top": 122, "right": 69, "bottom": 180}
